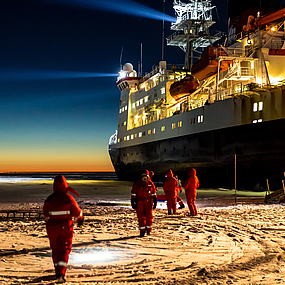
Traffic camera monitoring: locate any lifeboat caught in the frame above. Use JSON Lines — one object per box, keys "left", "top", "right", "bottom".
{"left": 191, "top": 47, "right": 231, "bottom": 81}
{"left": 169, "top": 74, "right": 199, "bottom": 101}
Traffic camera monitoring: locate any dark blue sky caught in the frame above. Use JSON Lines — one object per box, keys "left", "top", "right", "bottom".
{"left": 0, "top": 0, "right": 227, "bottom": 172}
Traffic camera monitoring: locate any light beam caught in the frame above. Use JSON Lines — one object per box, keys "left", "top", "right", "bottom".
{"left": 0, "top": 68, "right": 117, "bottom": 81}
{"left": 42, "top": 0, "right": 176, "bottom": 22}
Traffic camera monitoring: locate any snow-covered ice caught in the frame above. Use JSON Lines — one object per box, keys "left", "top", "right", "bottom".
{"left": 0, "top": 179, "right": 284, "bottom": 284}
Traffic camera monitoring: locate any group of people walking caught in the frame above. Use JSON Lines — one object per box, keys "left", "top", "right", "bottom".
{"left": 131, "top": 168, "right": 199, "bottom": 237}
{"left": 43, "top": 169, "right": 199, "bottom": 283}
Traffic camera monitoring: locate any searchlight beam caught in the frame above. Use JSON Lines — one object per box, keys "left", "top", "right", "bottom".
{"left": 40, "top": 0, "right": 176, "bottom": 22}
{"left": 0, "top": 69, "right": 118, "bottom": 81}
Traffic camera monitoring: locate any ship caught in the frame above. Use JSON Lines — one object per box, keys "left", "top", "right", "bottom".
{"left": 109, "top": 0, "right": 285, "bottom": 188}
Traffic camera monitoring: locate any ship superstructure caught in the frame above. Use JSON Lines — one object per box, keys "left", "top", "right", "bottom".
{"left": 109, "top": 0, "right": 285, "bottom": 188}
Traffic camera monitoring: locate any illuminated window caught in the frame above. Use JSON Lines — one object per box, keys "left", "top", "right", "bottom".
{"left": 135, "top": 134, "right": 137, "bottom": 138}
{"left": 253, "top": 103, "right": 258, "bottom": 112}
{"left": 124, "top": 137, "right": 126, "bottom": 141}
{"left": 140, "top": 99, "right": 143, "bottom": 105}
{"left": 144, "top": 96, "right": 148, "bottom": 103}
{"left": 124, "top": 121, "right": 126, "bottom": 126}
{"left": 161, "top": 126, "right": 165, "bottom": 132}
{"left": 253, "top": 120, "right": 258, "bottom": 123}
{"left": 127, "top": 153, "right": 129, "bottom": 156}
{"left": 127, "top": 135, "right": 130, "bottom": 140}
{"left": 258, "top": 118, "right": 262, "bottom": 123}
{"left": 172, "top": 123, "right": 176, "bottom": 129}
{"left": 125, "top": 105, "right": 128, "bottom": 111}
{"left": 178, "top": 121, "right": 183, "bottom": 128}
{"left": 136, "top": 101, "right": 139, "bottom": 107}
{"left": 259, "top": 102, "right": 263, "bottom": 111}
{"left": 198, "top": 115, "right": 204, "bottom": 123}
{"left": 132, "top": 103, "right": 135, "bottom": 109}
{"left": 119, "top": 109, "right": 122, "bottom": 114}
{"left": 234, "top": 84, "right": 241, "bottom": 93}
{"left": 139, "top": 132, "right": 143, "bottom": 137}
{"left": 161, "top": 87, "right": 165, "bottom": 95}
{"left": 148, "top": 129, "right": 151, "bottom": 135}
{"left": 152, "top": 128, "right": 156, "bottom": 134}
{"left": 131, "top": 134, "right": 134, "bottom": 139}
{"left": 118, "top": 138, "right": 120, "bottom": 143}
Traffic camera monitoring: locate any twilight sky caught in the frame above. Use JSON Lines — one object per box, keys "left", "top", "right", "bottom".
{"left": 0, "top": 0, "right": 227, "bottom": 172}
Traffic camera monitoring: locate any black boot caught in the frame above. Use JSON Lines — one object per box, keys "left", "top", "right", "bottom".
{"left": 140, "top": 231, "right": 145, "bottom": 237}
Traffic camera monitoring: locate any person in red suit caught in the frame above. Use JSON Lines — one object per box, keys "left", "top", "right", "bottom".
{"left": 163, "top": 169, "right": 179, "bottom": 215}
{"left": 43, "top": 175, "right": 83, "bottom": 283}
{"left": 131, "top": 171, "right": 157, "bottom": 237}
{"left": 184, "top": 168, "right": 200, "bottom": 216}
{"left": 156, "top": 172, "right": 185, "bottom": 211}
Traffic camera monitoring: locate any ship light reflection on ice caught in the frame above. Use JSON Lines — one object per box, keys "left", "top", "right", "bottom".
{"left": 69, "top": 249, "right": 114, "bottom": 265}
{"left": 69, "top": 248, "right": 133, "bottom": 265}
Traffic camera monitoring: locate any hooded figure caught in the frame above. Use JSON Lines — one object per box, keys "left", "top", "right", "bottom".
{"left": 43, "top": 175, "right": 83, "bottom": 283}
{"left": 131, "top": 170, "right": 157, "bottom": 237}
{"left": 163, "top": 169, "right": 179, "bottom": 215}
{"left": 184, "top": 168, "right": 200, "bottom": 216}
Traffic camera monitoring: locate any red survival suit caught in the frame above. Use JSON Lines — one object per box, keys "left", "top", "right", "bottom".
{"left": 43, "top": 175, "right": 83, "bottom": 279}
{"left": 163, "top": 169, "right": 179, "bottom": 214}
{"left": 131, "top": 174, "right": 157, "bottom": 235}
{"left": 184, "top": 168, "right": 200, "bottom": 216}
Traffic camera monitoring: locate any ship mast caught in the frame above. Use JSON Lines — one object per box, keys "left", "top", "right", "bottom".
{"left": 167, "top": 0, "right": 221, "bottom": 69}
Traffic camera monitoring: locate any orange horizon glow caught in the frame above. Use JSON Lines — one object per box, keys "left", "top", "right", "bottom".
{"left": 0, "top": 162, "right": 115, "bottom": 173}
{"left": 0, "top": 169, "right": 115, "bottom": 173}
{"left": 1, "top": 145, "right": 115, "bottom": 173}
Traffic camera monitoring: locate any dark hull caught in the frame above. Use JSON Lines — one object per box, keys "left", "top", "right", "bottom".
{"left": 109, "top": 118, "right": 285, "bottom": 188}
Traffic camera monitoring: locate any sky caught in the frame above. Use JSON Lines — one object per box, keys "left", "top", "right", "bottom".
{"left": 0, "top": 0, "right": 227, "bottom": 173}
